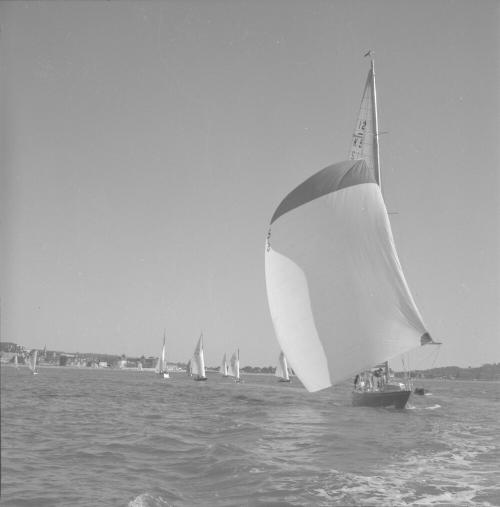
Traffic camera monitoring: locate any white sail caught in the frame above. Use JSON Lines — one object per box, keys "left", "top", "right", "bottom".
{"left": 275, "top": 351, "right": 290, "bottom": 381}
{"left": 229, "top": 350, "right": 240, "bottom": 380}
{"left": 27, "top": 350, "right": 38, "bottom": 373}
{"left": 14, "top": 355, "right": 18, "bottom": 368}
{"left": 155, "top": 331, "right": 170, "bottom": 377}
{"left": 221, "top": 353, "right": 229, "bottom": 376}
{"left": 349, "top": 59, "right": 380, "bottom": 185}
{"left": 191, "top": 334, "right": 206, "bottom": 378}
{"left": 265, "top": 158, "right": 431, "bottom": 393}
{"left": 160, "top": 333, "right": 167, "bottom": 372}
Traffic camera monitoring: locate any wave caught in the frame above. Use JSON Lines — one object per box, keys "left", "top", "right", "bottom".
{"left": 129, "top": 493, "right": 173, "bottom": 507}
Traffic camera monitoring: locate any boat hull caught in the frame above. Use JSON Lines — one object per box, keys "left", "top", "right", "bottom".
{"left": 194, "top": 376, "right": 207, "bottom": 381}
{"left": 352, "top": 389, "right": 411, "bottom": 409}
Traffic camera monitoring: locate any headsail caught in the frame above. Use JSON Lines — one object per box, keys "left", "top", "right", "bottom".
{"left": 265, "top": 159, "right": 430, "bottom": 393}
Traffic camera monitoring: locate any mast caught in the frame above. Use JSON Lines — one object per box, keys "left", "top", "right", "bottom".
{"left": 369, "top": 55, "right": 381, "bottom": 188}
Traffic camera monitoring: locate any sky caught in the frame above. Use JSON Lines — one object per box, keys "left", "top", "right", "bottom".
{"left": 0, "top": 0, "right": 498, "bottom": 369}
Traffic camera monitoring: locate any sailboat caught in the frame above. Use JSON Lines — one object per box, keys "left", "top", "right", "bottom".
{"left": 13, "top": 354, "right": 19, "bottom": 369}
{"left": 221, "top": 353, "right": 229, "bottom": 377}
{"left": 275, "top": 351, "right": 291, "bottom": 383}
{"left": 191, "top": 333, "right": 207, "bottom": 381}
{"left": 265, "top": 53, "right": 440, "bottom": 409}
{"left": 229, "top": 349, "right": 242, "bottom": 383}
{"left": 186, "top": 359, "right": 192, "bottom": 376}
{"left": 27, "top": 350, "right": 39, "bottom": 375}
{"left": 155, "top": 331, "right": 170, "bottom": 379}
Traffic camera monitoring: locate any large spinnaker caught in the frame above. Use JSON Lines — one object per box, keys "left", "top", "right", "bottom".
{"left": 265, "top": 159, "right": 429, "bottom": 393}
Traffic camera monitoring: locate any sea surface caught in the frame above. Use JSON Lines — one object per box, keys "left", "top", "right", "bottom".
{"left": 1, "top": 366, "right": 499, "bottom": 507}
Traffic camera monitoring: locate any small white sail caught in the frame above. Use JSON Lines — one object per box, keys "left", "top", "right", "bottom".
{"left": 155, "top": 331, "right": 170, "bottom": 378}
{"left": 191, "top": 334, "right": 206, "bottom": 379}
{"left": 221, "top": 353, "right": 229, "bottom": 376}
{"left": 27, "top": 350, "right": 38, "bottom": 374}
{"left": 160, "top": 341, "right": 166, "bottom": 371}
{"left": 229, "top": 350, "right": 240, "bottom": 380}
{"left": 275, "top": 351, "right": 290, "bottom": 381}
{"left": 14, "top": 355, "right": 18, "bottom": 368}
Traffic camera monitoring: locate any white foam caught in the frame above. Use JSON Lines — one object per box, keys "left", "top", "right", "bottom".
{"left": 128, "top": 493, "right": 171, "bottom": 507}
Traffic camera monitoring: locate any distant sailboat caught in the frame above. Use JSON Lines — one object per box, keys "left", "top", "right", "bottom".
{"left": 229, "top": 349, "right": 242, "bottom": 383}
{"left": 191, "top": 333, "right": 207, "bottom": 381}
{"left": 13, "top": 354, "right": 19, "bottom": 369}
{"left": 221, "top": 353, "right": 229, "bottom": 377}
{"left": 27, "top": 350, "right": 39, "bottom": 375}
{"left": 275, "top": 351, "right": 291, "bottom": 383}
{"left": 265, "top": 54, "right": 440, "bottom": 409}
{"left": 186, "top": 360, "right": 192, "bottom": 377}
{"left": 155, "top": 331, "right": 170, "bottom": 379}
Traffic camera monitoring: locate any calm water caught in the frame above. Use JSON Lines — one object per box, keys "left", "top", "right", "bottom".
{"left": 1, "top": 366, "right": 499, "bottom": 506}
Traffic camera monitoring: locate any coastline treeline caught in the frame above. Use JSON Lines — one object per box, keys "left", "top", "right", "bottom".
{"left": 403, "top": 363, "right": 500, "bottom": 381}
{"left": 1, "top": 341, "right": 498, "bottom": 379}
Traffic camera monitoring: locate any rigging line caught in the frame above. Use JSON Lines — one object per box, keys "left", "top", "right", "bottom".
{"left": 430, "top": 345, "right": 442, "bottom": 369}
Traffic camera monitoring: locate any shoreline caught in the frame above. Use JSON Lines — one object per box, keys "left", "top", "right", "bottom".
{"left": 1, "top": 363, "right": 498, "bottom": 381}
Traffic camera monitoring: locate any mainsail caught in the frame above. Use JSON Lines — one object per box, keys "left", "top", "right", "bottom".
{"left": 265, "top": 158, "right": 430, "bottom": 392}
{"left": 348, "top": 58, "right": 380, "bottom": 185}
{"left": 191, "top": 334, "right": 206, "bottom": 378}
{"left": 156, "top": 331, "right": 170, "bottom": 378}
